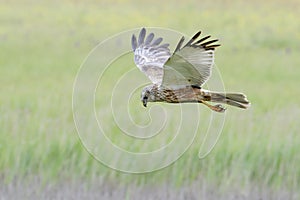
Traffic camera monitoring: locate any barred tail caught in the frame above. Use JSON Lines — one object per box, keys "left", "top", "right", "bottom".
{"left": 209, "top": 92, "right": 250, "bottom": 109}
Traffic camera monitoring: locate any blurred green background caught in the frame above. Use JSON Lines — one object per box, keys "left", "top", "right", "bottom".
{"left": 1, "top": 0, "right": 300, "bottom": 198}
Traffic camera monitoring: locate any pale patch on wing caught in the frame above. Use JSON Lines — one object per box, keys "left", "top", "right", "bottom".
{"left": 132, "top": 28, "right": 171, "bottom": 85}
{"left": 162, "top": 32, "right": 220, "bottom": 87}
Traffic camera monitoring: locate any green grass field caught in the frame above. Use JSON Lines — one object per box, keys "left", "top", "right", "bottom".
{"left": 1, "top": 0, "right": 300, "bottom": 199}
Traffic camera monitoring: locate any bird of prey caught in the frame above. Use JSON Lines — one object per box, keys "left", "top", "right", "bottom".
{"left": 131, "top": 28, "right": 250, "bottom": 112}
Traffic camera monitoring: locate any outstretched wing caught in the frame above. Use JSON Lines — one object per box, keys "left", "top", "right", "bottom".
{"left": 162, "top": 31, "right": 220, "bottom": 87}
{"left": 132, "top": 28, "right": 171, "bottom": 85}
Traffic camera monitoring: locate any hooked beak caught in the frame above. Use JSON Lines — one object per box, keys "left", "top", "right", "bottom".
{"left": 142, "top": 98, "right": 147, "bottom": 107}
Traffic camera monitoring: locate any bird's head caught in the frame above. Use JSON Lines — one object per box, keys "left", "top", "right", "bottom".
{"left": 141, "top": 85, "right": 157, "bottom": 107}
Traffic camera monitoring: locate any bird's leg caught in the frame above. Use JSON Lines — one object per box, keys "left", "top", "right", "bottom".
{"left": 199, "top": 100, "right": 226, "bottom": 113}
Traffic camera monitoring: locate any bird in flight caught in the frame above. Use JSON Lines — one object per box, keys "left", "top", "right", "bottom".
{"left": 131, "top": 28, "right": 250, "bottom": 112}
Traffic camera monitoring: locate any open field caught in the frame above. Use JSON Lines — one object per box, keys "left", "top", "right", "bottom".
{"left": 1, "top": 0, "right": 300, "bottom": 199}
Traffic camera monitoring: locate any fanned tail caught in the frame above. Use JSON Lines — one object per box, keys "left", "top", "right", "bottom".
{"left": 210, "top": 92, "right": 250, "bottom": 109}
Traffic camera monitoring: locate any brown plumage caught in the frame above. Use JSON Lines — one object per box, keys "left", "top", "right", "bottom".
{"left": 132, "top": 28, "right": 250, "bottom": 112}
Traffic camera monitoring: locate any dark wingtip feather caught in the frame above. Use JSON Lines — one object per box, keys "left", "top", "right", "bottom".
{"left": 131, "top": 34, "right": 137, "bottom": 51}
{"left": 152, "top": 37, "right": 163, "bottom": 45}
{"left": 174, "top": 36, "right": 185, "bottom": 53}
{"left": 205, "top": 44, "right": 221, "bottom": 50}
{"left": 192, "top": 31, "right": 201, "bottom": 40}
{"left": 195, "top": 35, "right": 211, "bottom": 44}
{"left": 145, "top": 32, "right": 154, "bottom": 45}
{"left": 158, "top": 43, "right": 170, "bottom": 48}
{"left": 184, "top": 31, "right": 202, "bottom": 47}
{"left": 138, "top": 28, "right": 146, "bottom": 45}
{"left": 207, "top": 44, "right": 221, "bottom": 48}
{"left": 200, "top": 39, "right": 219, "bottom": 46}
{"left": 191, "top": 34, "right": 221, "bottom": 50}
{"left": 173, "top": 31, "right": 221, "bottom": 52}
